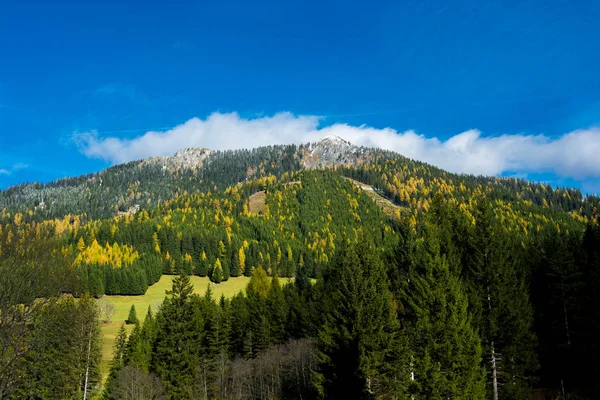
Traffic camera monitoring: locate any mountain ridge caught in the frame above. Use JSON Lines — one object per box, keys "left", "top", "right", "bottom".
{"left": 1, "top": 136, "right": 598, "bottom": 223}
{"left": 138, "top": 136, "right": 366, "bottom": 171}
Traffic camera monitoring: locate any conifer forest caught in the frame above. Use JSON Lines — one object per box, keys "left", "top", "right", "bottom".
{"left": 1, "top": 142, "right": 599, "bottom": 399}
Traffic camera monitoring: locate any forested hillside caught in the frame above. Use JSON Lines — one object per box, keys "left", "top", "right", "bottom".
{"left": 1, "top": 139, "right": 599, "bottom": 399}
{"left": 3, "top": 137, "right": 598, "bottom": 223}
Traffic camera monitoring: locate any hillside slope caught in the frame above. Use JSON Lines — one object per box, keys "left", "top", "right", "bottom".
{"left": 2, "top": 136, "right": 598, "bottom": 224}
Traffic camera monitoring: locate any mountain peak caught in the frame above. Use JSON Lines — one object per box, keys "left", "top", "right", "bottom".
{"left": 141, "top": 147, "right": 212, "bottom": 169}
{"left": 303, "top": 135, "right": 365, "bottom": 169}
{"left": 319, "top": 135, "right": 354, "bottom": 146}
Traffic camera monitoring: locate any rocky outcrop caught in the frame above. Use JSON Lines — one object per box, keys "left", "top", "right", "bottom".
{"left": 141, "top": 148, "right": 212, "bottom": 170}
{"left": 302, "top": 136, "right": 368, "bottom": 169}
{"left": 139, "top": 136, "right": 369, "bottom": 173}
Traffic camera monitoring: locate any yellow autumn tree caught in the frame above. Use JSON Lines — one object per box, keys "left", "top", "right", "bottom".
{"left": 238, "top": 246, "right": 246, "bottom": 275}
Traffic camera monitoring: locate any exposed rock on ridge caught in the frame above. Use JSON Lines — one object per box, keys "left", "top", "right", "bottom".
{"left": 301, "top": 135, "right": 369, "bottom": 169}
{"left": 141, "top": 148, "right": 212, "bottom": 169}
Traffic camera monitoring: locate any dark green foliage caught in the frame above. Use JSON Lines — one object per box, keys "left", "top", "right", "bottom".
{"left": 124, "top": 306, "right": 157, "bottom": 372}
{"left": 211, "top": 260, "right": 224, "bottom": 284}
{"left": 529, "top": 220, "right": 600, "bottom": 398}
{"left": 105, "top": 324, "right": 128, "bottom": 397}
{"left": 10, "top": 296, "right": 102, "bottom": 400}
{"left": 397, "top": 223, "right": 486, "bottom": 399}
{"left": 267, "top": 275, "right": 287, "bottom": 344}
{"left": 314, "top": 240, "right": 409, "bottom": 399}
{"left": 472, "top": 198, "right": 538, "bottom": 396}
{"left": 152, "top": 275, "right": 204, "bottom": 398}
{"left": 112, "top": 324, "right": 128, "bottom": 374}
{"left": 126, "top": 305, "right": 139, "bottom": 325}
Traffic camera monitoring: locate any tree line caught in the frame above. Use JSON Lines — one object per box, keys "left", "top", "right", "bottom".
{"left": 103, "top": 198, "right": 599, "bottom": 399}
{"left": 1, "top": 168, "right": 599, "bottom": 398}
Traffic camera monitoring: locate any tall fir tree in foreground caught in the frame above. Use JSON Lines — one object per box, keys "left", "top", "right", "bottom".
{"left": 314, "top": 239, "right": 408, "bottom": 399}
{"left": 465, "top": 197, "right": 538, "bottom": 399}
{"left": 152, "top": 274, "right": 204, "bottom": 398}
{"left": 105, "top": 324, "right": 128, "bottom": 398}
{"left": 397, "top": 221, "right": 486, "bottom": 399}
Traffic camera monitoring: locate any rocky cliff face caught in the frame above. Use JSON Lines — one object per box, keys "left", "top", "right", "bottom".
{"left": 141, "top": 147, "right": 212, "bottom": 169}
{"left": 301, "top": 136, "right": 369, "bottom": 169}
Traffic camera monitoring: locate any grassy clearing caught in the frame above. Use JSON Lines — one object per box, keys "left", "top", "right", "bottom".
{"left": 248, "top": 190, "right": 266, "bottom": 214}
{"left": 99, "top": 275, "right": 289, "bottom": 379}
{"left": 344, "top": 177, "right": 410, "bottom": 217}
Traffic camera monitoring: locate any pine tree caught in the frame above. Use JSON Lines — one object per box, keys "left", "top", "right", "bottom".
{"left": 126, "top": 306, "right": 156, "bottom": 372}
{"left": 579, "top": 219, "right": 600, "bottom": 393}
{"left": 211, "top": 259, "right": 223, "bottom": 284}
{"left": 465, "top": 197, "right": 538, "bottom": 398}
{"left": 399, "top": 223, "right": 486, "bottom": 399}
{"left": 126, "top": 305, "right": 138, "bottom": 325}
{"left": 105, "top": 323, "right": 128, "bottom": 397}
{"left": 267, "top": 274, "right": 287, "bottom": 344}
{"left": 111, "top": 324, "right": 128, "bottom": 375}
{"left": 152, "top": 274, "right": 204, "bottom": 398}
{"left": 314, "top": 239, "right": 408, "bottom": 399}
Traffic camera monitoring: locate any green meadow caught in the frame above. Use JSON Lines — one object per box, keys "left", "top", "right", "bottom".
{"left": 99, "top": 275, "right": 290, "bottom": 379}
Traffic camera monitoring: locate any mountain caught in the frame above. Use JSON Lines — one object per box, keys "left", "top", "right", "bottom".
{"left": 301, "top": 135, "right": 371, "bottom": 169}
{"left": 1, "top": 136, "right": 598, "bottom": 223}
{"left": 3, "top": 136, "right": 600, "bottom": 399}
{"left": 0, "top": 137, "right": 375, "bottom": 221}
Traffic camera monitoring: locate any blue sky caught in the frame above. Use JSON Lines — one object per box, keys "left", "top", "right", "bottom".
{"left": 1, "top": 0, "right": 600, "bottom": 192}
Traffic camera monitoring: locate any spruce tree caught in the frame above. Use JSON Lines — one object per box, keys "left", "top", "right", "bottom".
{"left": 399, "top": 222, "right": 486, "bottom": 399}
{"left": 126, "top": 306, "right": 157, "bottom": 372}
{"left": 110, "top": 324, "right": 127, "bottom": 376}
{"left": 126, "top": 305, "right": 138, "bottom": 325}
{"left": 152, "top": 274, "right": 204, "bottom": 398}
{"left": 314, "top": 239, "right": 408, "bottom": 399}
{"left": 76, "top": 293, "right": 103, "bottom": 400}
{"left": 246, "top": 266, "right": 270, "bottom": 298}
{"left": 267, "top": 274, "right": 287, "bottom": 344}
{"left": 579, "top": 219, "right": 600, "bottom": 393}
{"left": 105, "top": 323, "right": 128, "bottom": 397}
{"left": 211, "top": 259, "right": 223, "bottom": 283}
{"left": 466, "top": 196, "right": 538, "bottom": 398}
{"left": 242, "top": 266, "right": 275, "bottom": 356}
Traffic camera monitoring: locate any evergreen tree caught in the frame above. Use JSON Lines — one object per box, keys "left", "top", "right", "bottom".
{"left": 267, "top": 274, "right": 287, "bottom": 344}
{"left": 398, "top": 223, "right": 486, "bottom": 399}
{"left": 211, "top": 259, "right": 224, "bottom": 284}
{"left": 246, "top": 266, "right": 270, "bottom": 298}
{"left": 228, "top": 292, "right": 251, "bottom": 357}
{"left": 105, "top": 324, "right": 128, "bottom": 398}
{"left": 314, "top": 239, "right": 408, "bottom": 399}
{"left": 126, "top": 305, "right": 139, "bottom": 325}
{"left": 238, "top": 265, "right": 275, "bottom": 356}
{"left": 12, "top": 296, "right": 102, "bottom": 400}
{"left": 125, "top": 306, "right": 157, "bottom": 372}
{"left": 466, "top": 197, "right": 538, "bottom": 398}
{"left": 152, "top": 274, "right": 204, "bottom": 398}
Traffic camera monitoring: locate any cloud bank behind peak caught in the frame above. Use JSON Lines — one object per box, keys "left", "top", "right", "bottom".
{"left": 74, "top": 111, "right": 600, "bottom": 184}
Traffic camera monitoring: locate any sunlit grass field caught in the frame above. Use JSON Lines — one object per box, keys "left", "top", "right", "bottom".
{"left": 99, "top": 275, "right": 290, "bottom": 380}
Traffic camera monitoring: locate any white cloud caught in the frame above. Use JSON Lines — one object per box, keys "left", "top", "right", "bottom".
{"left": 0, "top": 163, "right": 28, "bottom": 176}
{"left": 74, "top": 111, "right": 600, "bottom": 181}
